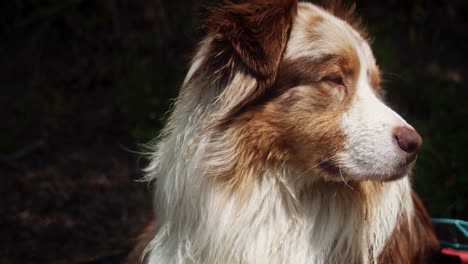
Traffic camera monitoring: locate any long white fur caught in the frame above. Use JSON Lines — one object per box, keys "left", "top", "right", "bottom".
{"left": 143, "top": 3, "right": 415, "bottom": 264}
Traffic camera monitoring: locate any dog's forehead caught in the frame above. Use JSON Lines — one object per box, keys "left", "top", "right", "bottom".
{"left": 286, "top": 3, "right": 371, "bottom": 65}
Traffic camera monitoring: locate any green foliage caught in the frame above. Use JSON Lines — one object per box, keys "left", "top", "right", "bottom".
{"left": 367, "top": 1, "right": 468, "bottom": 218}
{"left": 115, "top": 52, "right": 172, "bottom": 142}
{"left": 113, "top": 36, "right": 186, "bottom": 142}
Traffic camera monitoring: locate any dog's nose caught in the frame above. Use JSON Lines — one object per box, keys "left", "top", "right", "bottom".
{"left": 393, "top": 126, "right": 423, "bottom": 161}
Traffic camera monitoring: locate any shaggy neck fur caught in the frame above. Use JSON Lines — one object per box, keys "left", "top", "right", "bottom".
{"left": 143, "top": 61, "right": 414, "bottom": 264}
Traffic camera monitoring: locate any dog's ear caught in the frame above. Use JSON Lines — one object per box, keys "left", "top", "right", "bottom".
{"left": 205, "top": 0, "right": 298, "bottom": 121}
{"left": 207, "top": 0, "right": 298, "bottom": 79}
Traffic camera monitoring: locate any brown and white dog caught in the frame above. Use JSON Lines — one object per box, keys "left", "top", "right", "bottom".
{"left": 134, "top": 0, "right": 439, "bottom": 263}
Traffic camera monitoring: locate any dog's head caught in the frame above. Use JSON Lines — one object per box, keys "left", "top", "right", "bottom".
{"left": 188, "top": 0, "right": 422, "bottom": 185}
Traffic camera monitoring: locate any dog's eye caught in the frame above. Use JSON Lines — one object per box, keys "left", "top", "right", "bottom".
{"left": 322, "top": 75, "right": 347, "bottom": 93}
{"left": 323, "top": 75, "right": 344, "bottom": 86}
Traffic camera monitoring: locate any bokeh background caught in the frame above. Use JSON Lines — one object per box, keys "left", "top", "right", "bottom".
{"left": 1, "top": 0, "right": 467, "bottom": 263}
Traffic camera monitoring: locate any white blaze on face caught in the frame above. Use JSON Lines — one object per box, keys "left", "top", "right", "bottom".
{"left": 337, "top": 38, "right": 412, "bottom": 181}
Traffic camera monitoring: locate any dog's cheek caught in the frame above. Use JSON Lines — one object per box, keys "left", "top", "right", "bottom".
{"left": 272, "top": 88, "right": 346, "bottom": 172}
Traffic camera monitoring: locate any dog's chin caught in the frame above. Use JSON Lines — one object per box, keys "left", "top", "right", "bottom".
{"left": 319, "top": 159, "right": 414, "bottom": 183}
{"left": 377, "top": 169, "right": 410, "bottom": 182}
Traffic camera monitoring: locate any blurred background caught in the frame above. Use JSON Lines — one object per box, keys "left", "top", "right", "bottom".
{"left": 0, "top": 0, "right": 467, "bottom": 263}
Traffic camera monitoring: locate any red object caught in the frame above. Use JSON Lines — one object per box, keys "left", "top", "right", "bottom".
{"left": 442, "top": 248, "right": 468, "bottom": 264}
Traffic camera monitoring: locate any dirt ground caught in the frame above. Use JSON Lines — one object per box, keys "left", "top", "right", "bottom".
{"left": 0, "top": 98, "right": 155, "bottom": 264}
{"left": 0, "top": 97, "right": 153, "bottom": 263}
{"left": 0, "top": 25, "right": 154, "bottom": 263}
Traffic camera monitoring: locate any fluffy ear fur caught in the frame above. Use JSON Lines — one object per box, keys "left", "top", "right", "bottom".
{"left": 207, "top": 0, "right": 298, "bottom": 79}
{"left": 205, "top": 0, "right": 298, "bottom": 121}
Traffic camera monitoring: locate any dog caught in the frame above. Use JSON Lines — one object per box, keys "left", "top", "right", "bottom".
{"left": 131, "top": 0, "right": 440, "bottom": 263}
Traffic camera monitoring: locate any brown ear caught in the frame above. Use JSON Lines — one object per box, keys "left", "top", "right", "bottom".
{"left": 207, "top": 0, "right": 297, "bottom": 79}
{"left": 205, "top": 0, "right": 298, "bottom": 120}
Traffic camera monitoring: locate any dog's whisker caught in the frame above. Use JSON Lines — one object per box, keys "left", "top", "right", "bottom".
{"left": 289, "top": 154, "right": 338, "bottom": 184}
{"left": 339, "top": 166, "right": 354, "bottom": 190}
{"left": 381, "top": 71, "right": 403, "bottom": 80}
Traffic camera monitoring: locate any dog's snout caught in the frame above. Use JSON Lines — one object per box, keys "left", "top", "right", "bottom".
{"left": 393, "top": 126, "right": 423, "bottom": 161}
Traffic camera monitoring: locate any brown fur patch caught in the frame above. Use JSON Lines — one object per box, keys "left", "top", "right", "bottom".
{"left": 271, "top": 50, "right": 360, "bottom": 178}
{"left": 271, "top": 55, "right": 359, "bottom": 114}
{"left": 203, "top": 0, "right": 298, "bottom": 122}
{"left": 369, "top": 65, "right": 382, "bottom": 91}
{"left": 212, "top": 113, "right": 291, "bottom": 194}
{"left": 377, "top": 191, "right": 439, "bottom": 263}
{"left": 213, "top": 53, "right": 362, "bottom": 190}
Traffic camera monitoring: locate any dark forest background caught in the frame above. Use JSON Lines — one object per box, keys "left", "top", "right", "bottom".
{"left": 0, "top": 0, "right": 467, "bottom": 263}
